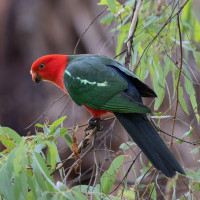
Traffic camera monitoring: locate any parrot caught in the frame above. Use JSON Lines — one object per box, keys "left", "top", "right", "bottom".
{"left": 31, "top": 54, "right": 185, "bottom": 178}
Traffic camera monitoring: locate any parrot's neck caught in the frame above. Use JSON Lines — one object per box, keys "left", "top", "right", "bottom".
{"left": 45, "top": 55, "right": 68, "bottom": 93}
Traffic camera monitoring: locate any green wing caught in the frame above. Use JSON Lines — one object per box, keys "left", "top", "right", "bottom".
{"left": 64, "top": 55, "right": 151, "bottom": 113}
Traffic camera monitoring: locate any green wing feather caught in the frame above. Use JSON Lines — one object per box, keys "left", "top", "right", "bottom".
{"left": 64, "top": 55, "right": 151, "bottom": 114}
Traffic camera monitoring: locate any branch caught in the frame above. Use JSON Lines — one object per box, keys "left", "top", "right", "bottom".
{"left": 136, "top": 0, "right": 189, "bottom": 69}
{"left": 50, "top": 126, "right": 99, "bottom": 176}
{"left": 67, "top": 116, "right": 116, "bottom": 131}
{"left": 125, "top": 0, "right": 143, "bottom": 70}
{"left": 170, "top": 1, "right": 186, "bottom": 147}
{"left": 25, "top": 93, "right": 67, "bottom": 130}
{"left": 57, "top": 97, "right": 71, "bottom": 119}
{"left": 73, "top": 6, "right": 107, "bottom": 55}
{"left": 110, "top": 151, "right": 142, "bottom": 195}
{"left": 159, "top": 128, "right": 200, "bottom": 146}
{"left": 63, "top": 132, "right": 96, "bottom": 184}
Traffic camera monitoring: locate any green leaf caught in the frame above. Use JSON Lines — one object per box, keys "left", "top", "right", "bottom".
{"left": 72, "top": 185, "right": 101, "bottom": 196}
{"left": 178, "top": 85, "right": 189, "bottom": 115}
{"left": 32, "top": 152, "right": 54, "bottom": 192}
{"left": 0, "top": 133, "right": 16, "bottom": 152}
{"left": 190, "top": 146, "right": 200, "bottom": 155}
{"left": 49, "top": 116, "right": 67, "bottom": 132}
{"left": 143, "top": 16, "right": 162, "bottom": 28}
{"left": 116, "top": 31, "right": 127, "bottom": 56}
{"left": 194, "top": 183, "right": 200, "bottom": 191}
{"left": 119, "top": 142, "right": 135, "bottom": 150}
{"left": 54, "top": 128, "right": 61, "bottom": 137}
{"left": 0, "top": 127, "right": 22, "bottom": 144}
{"left": 46, "top": 141, "right": 58, "bottom": 169}
{"left": 27, "top": 173, "right": 38, "bottom": 199}
{"left": 71, "top": 190, "right": 87, "bottom": 200}
{"left": 14, "top": 170, "right": 28, "bottom": 200}
{"left": 149, "top": 57, "right": 165, "bottom": 110}
{"left": 35, "top": 123, "right": 44, "bottom": 128}
{"left": 130, "top": 44, "right": 138, "bottom": 71}
{"left": 187, "top": 169, "right": 200, "bottom": 182}
{"left": 98, "top": 0, "right": 108, "bottom": 5}
{"left": 133, "top": 32, "right": 150, "bottom": 46}
{"left": 154, "top": 87, "right": 165, "bottom": 110}
{"left": 163, "top": 56, "right": 172, "bottom": 79}
{"left": 193, "top": 51, "right": 200, "bottom": 68}
{"left": 184, "top": 70, "right": 193, "bottom": 96}
{"left": 150, "top": 183, "right": 156, "bottom": 200}
{"left": 98, "top": 0, "right": 117, "bottom": 14}
{"left": 100, "top": 12, "right": 115, "bottom": 25}
{"left": 34, "top": 143, "right": 45, "bottom": 153}
{"left": 51, "top": 192, "right": 73, "bottom": 200}
{"left": 13, "top": 140, "right": 26, "bottom": 176}
{"left": 106, "top": 0, "right": 116, "bottom": 14}
{"left": 0, "top": 164, "right": 15, "bottom": 200}
{"left": 190, "top": 88, "right": 199, "bottom": 123}
{"left": 65, "top": 133, "right": 73, "bottom": 149}
{"left": 176, "top": 127, "right": 193, "bottom": 144}
{"left": 56, "top": 181, "right": 68, "bottom": 192}
{"left": 100, "top": 155, "right": 125, "bottom": 194}
{"left": 43, "top": 124, "right": 50, "bottom": 135}
{"left": 122, "top": 189, "right": 135, "bottom": 200}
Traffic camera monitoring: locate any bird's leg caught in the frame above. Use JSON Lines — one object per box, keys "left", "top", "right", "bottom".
{"left": 84, "top": 117, "right": 102, "bottom": 131}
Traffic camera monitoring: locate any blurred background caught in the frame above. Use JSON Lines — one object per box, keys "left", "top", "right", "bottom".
{"left": 0, "top": 0, "right": 116, "bottom": 135}
{"left": 1, "top": 0, "right": 200, "bottom": 198}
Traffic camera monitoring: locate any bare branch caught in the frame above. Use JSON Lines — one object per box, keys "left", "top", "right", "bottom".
{"left": 50, "top": 126, "right": 99, "bottom": 176}
{"left": 171, "top": 1, "right": 188, "bottom": 147}
{"left": 125, "top": 0, "right": 142, "bottom": 70}
{"left": 74, "top": 6, "right": 107, "bottom": 55}
{"left": 25, "top": 93, "right": 67, "bottom": 129}
{"left": 63, "top": 132, "right": 96, "bottom": 185}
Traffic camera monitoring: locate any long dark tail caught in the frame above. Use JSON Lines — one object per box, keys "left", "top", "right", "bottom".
{"left": 114, "top": 113, "right": 185, "bottom": 178}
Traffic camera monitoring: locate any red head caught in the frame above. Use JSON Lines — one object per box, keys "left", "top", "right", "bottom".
{"left": 31, "top": 54, "right": 68, "bottom": 92}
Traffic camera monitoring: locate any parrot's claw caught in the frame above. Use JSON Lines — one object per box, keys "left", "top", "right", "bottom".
{"left": 85, "top": 117, "right": 103, "bottom": 131}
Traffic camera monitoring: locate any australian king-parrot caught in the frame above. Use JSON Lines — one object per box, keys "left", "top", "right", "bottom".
{"left": 31, "top": 54, "right": 185, "bottom": 178}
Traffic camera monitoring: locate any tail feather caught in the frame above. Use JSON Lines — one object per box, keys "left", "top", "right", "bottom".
{"left": 114, "top": 113, "right": 185, "bottom": 178}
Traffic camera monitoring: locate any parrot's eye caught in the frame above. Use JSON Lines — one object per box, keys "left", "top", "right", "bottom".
{"left": 39, "top": 63, "right": 45, "bottom": 70}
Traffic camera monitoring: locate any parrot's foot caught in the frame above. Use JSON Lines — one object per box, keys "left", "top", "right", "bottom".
{"left": 85, "top": 117, "right": 102, "bottom": 131}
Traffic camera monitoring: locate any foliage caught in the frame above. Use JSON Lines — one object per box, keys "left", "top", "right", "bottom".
{"left": 1, "top": 0, "right": 200, "bottom": 199}
{"left": 0, "top": 116, "right": 198, "bottom": 199}
{"left": 0, "top": 118, "right": 128, "bottom": 200}
{"left": 98, "top": 0, "right": 200, "bottom": 198}
{"left": 100, "top": 0, "right": 200, "bottom": 118}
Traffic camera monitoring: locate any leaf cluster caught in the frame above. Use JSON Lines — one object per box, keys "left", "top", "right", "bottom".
{"left": 0, "top": 118, "right": 129, "bottom": 200}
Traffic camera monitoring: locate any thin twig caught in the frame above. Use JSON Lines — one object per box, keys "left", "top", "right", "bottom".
{"left": 51, "top": 126, "right": 99, "bottom": 176}
{"left": 170, "top": 4, "right": 185, "bottom": 148}
{"left": 63, "top": 132, "right": 96, "bottom": 185}
{"left": 66, "top": 166, "right": 94, "bottom": 185}
{"left": 136, "top": 0, "right": 188, "bottom": 69}
{"left": 159, "top": 128, "right": 200, "bottom": 145}
{"left": 57, "top": 97, "right": 71, "bottom": 119}
{"left": 114, "top": 49, "right": 127, "bottom": 59}
{"left": 141, "top": 18, "right": 200, "bottom": 87}
{"left": 25, "top": 93, "right": 67, "bottom": 129}
{"left": 91, "top": 133, "right": 99, "bottom": 197}
{"left": 67, "top": 116, "right": 116, "bottom": 131}
{"left": 155, "top": 173, "right": 166, "bottom": 200}
{"left": 139, "top": 169, "right": 157, "bottom": 199}
{"left": 74, "top": 6, "right": 107, "bottom": 55}
{"left": 125, "top": 0, "right": 142, "bottom": 69}
{"left": 110, "top": 151, "right": 141, "bottom": 195}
